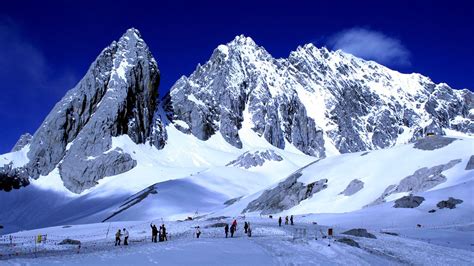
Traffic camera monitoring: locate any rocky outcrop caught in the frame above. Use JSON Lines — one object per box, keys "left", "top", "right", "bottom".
{"left": 342, "top": 228, "right": 376, "bottom": 239}
{"left": 340, "top": 179, "right": 364, "bottom": 196}
{"left": 226, "top": 150, "right": 283, "bottom": 169}
{"left": 466, "top": 155, "right": 474, "bottom": 170}
{"left": 243, "top": 161, "right": 327, "bottom": 214}
{"left": 0, "top": 163, "right": 29, "bottom": 191}
{"left": 11, "top": 133, "right": 32, "bottom": 152}
{"left": 413, "top": 136, "right": 457, "bottom": 151}
{"left": 394, "top": 159, "right": 461, "bottom": 193}
{"left": 393, "top": 195, "right": 425, "bottom": 208}
{"left": 369, "top": 159, "right": 461, "bottom": 206}
{"left": 25, "top": 28, "right": 162, "bottom": 193}
{"left": 437, "top": 197, "right": 463, "bottom": 209}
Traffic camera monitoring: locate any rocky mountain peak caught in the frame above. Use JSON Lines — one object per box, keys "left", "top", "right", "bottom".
{"left": 23, "top": 28, "right": 161, "bottom": 193}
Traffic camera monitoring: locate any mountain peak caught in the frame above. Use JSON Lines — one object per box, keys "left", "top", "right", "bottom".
{"left": 228, "top": 34, "right": 257, "bottom": 47}
{"left": 122, "top": 27, "right": 142, "bottom": 40}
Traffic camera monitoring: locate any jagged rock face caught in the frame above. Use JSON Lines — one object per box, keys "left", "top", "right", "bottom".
{"left": 226, "top": 149, "right": 283, "bottom": 169}
{"left": 340, "top": 179, "right": 364, "bottom": 196}
{"left": 466, "top": 155, "right": 474, "bottom": 170}
{"left": 166, "top": 37, "right": 325, "bottom": 157}
{"left": 166, "top": 36, "right": 473, "bottom": 156}
{"left": 11, "top": 133, "right": 32, "bottom": 152}
{"left": 393, "top": 195, "right": 425, "bottom": 208}
{"left": 25, "top": 28, "right": 161, "bottom": 193}
{"left": 243, "top": 161, "right": 327, "bottom": 214}
{"left": 437, "top": 197, "right": 463, "bottom": 209}
{"left": 368, "top": 159, "right": 461, "bottom": 206}
{"left": 0, "top": 163, "right": 29, "bottom": 191}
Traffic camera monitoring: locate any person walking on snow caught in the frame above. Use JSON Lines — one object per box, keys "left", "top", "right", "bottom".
{"left": 224, "top": 224, "right": 229, "bottom": 238}
{"left": 278, "top": 217, "right": 282, "bottom": 227}
{"left": 290, "top": 215, "right": 294, "bottom": 226}
{"left": 247, "top": 222, "right": 252, "bottom": 237}
{"left": 150, "top": 223, "right": 158, "bottom": 243}
{"left": 123, "top": 228, "right": 129, "bottom": 245}
{"left": 285, "top": 216, "right": 289, "bottom": 225}
{"left": 196, "top": 226, "right": 201, "bottom": 238}
{"left": 232, "top": 219, "right": 237, "bottom": 230}
{"left": 230, "top": 224, "right": 236, "bottom": 238}
{"left": 244, "top": 222, "right": 249, "bottom": 234}
{"left": 162, "top": 224, "right": 167, "bottom": 241}
{"left": 115, "top": 229, "right": 122, "bottom": 246}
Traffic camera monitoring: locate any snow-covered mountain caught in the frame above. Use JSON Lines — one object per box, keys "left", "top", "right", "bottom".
{"left": 166, "top": 35, "right": 473, "bottom": 157}
{"left": 0, "top": 28, "right": 473, "bottom": 235}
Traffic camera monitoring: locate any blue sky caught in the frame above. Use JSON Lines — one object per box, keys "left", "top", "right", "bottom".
{"left": 1, "top": 0, "right": 473, "bottom": 153}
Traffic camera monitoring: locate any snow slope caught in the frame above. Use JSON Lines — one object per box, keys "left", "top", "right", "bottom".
{"left": 0, "top": 124, "right": 313, "bottom": 233}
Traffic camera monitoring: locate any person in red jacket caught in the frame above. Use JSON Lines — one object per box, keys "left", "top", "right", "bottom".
{"left": 232, "top": 219, "right": 237, "bottom": 230}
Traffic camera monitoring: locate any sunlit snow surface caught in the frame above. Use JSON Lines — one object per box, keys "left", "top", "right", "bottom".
{"left": 0, "top": 128, "right": 473, "bottom": 264}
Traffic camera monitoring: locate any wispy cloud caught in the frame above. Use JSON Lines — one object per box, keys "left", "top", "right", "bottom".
{"left": 0, "top": 18, "right": 78, "bottom": 96}
{"left": 0, "top": 17, "right": 78, "bottom": 152}
{"left": 327, "top": 27, "right": 411, "bottom": 67}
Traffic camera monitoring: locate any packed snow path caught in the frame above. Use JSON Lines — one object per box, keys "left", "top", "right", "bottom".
{"left": 2, "top": 218, "right": 473, "bottom": 265}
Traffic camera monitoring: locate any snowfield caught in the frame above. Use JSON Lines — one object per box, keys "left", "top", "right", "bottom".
{"left": 1, "top": 128, "right": 473, "bottom": 265}
{"left": 2, "top": 215, "right": 473, "bottom": 265}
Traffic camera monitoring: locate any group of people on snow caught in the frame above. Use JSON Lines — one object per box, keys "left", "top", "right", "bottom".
{"left": 115, "top": 215, "right": 294, "bottom": 246}
{"left": 223, "top": 219, "right": 252, "bottom": 238}
{"left": 150, "top": 223, "right": 168, "bottom": 243}
{"left": 278, "top": 215, "right": 294, "bottom": 226}
{"left": 115, "top": 228, "right": 129, "bottom": 246}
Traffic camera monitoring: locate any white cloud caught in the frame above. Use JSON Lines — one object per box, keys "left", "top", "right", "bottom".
{"left": 327, "top": 28, "right": 411, "bottom": 67}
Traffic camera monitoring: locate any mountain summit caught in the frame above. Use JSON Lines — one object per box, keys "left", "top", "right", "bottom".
{"left": 166, "top": 35, "right": 473, "bottom": 156}
{"left": 1, "top": 30, "right": 472, "bottom": 195}
{"left": 24, "top": 28, "right": 161, "bottom": 193}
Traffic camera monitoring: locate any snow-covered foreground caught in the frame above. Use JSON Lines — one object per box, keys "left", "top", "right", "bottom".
{"left": 2, "top": 215, "right": 473, "bottom": 265}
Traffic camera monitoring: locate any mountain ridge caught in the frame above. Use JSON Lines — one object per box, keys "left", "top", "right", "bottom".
{"left": 1, "top": 28, "right": 472, "bottom": 195}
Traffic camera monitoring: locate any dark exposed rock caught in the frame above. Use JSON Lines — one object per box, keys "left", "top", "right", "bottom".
{"left": 413, "top": 136, "right": 457, "bottom": 151}
{"left": 368, "top": 159, "right": 461, "bottom": 206}
{"left": 58, "top": 239, "right": 81, "bottom": 245}
{"left": 224, "top": 196, "right": 243, "bottom": 206}
{"left": 342, "top": 228, "right": 376, "bottom": 239}
{"left": 0, "top": 163, "right": 29, "bottom": 192}
{"left": 339, "top": 179, "right": 364, "bottom": 196}
{"left": 226, "top": 150, "right": 283, "bottom": 169}
{"left": 437, "top": 197, "right": 463, "bottom": 209}
{"left": 243, "top": 160, "right": 326, "bottom": 214}
{"left": 466, "top": 155, "right": 474, "bottom": 170}
{"left": 11, "top": 133, "right": 32, "bottom": 152}
{"left": 381, "top": 231, "right": 399, "bottom": 236}
{"left": 337, "top": 237, "right": 360, "bottom": 248}
{"left": 393, "top": 195, "right": 425, "bottom": 208}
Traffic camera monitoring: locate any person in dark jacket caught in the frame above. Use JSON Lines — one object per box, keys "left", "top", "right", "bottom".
{"left": 247, "top": 222, "right": 252, "bottom": 237}
{"left": 196, "top": 226, "right": 201, "bottom": 238}
{"left": 278, "top": 217, "right": 282, "bottom": 227}
{"left": 230, "top": 224, "right": 235, "bottom": 238}
{"left": 224, "top": 224, "right": 229, "bottom": 238}
{"left": 285, "top": 216, "right": 289, "bottom": 225}
{"left": 244, "top": 222, "right": 249, "bottom": 234}
{"left": 150, "top": 224, "right": 158, "bottom": 243}
{"left": 290, "top": 215, "right": 294, "bottom": 226}
{"left": 162, "top": 224, "right": 167, "bottom": 241}
{"left": 115, "top": 229, "right": 122, "bottom": 246}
